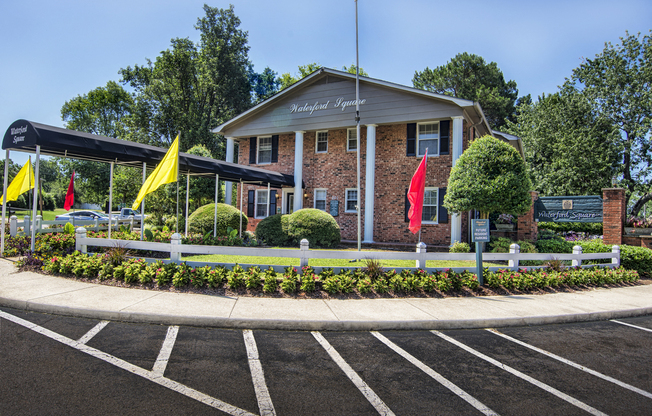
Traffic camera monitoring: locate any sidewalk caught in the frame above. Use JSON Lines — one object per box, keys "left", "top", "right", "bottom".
{"left": 1, "top": 259, "right": 651, "bottom": 331}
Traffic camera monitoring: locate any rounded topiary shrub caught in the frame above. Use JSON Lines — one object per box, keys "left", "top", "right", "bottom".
{"left": 287, "top": 208, "right": 340, "bottom": 248}
{"left": 255, "top": 214, "right": 290, "bottom": 246}
{"left": 188, "top": 203, "right": 247, "bottom": 235}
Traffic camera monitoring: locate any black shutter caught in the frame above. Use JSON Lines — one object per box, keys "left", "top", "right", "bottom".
{"left": 405, "top": 188, "right": 410, "bottom": 222}
{"left": 406, "top": 123, "right": 416, "bottom": 156}
{"left": 440, "top": 120, "right": 450, "bottom": 155}
{"left": 249, "top": 137, "right": 257, "bottom": 164}
{"left": 270, "top": 190, "right": 277, "bottom": 216}
{"left": 438, "top": 187, "right": 448, "bottom": 223}
{"left": 247, "top": 190, "right": 255, "bottom": 217}
{"left": 271, "top": 135, "right": 279, "bottom": 163}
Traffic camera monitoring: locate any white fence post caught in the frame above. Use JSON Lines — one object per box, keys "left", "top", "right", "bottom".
{"left": 572, "top": 245, "right": 583, "bottom": 267}
{"left": 509, "top": 243, "right": 520, "bottom": 270}
{"left": 10, "top": 215, "right": 17, "bottom": 237}
{"left": 23, "top": 216, "right": 30, "bottom": 237}
{"left": 129, "top": 215, "right": 134, "bottom": 232}
{"left": 416, "top": 242, "right": 427, "bottom": 269}
{"left": 75, "top": 227, "right": 87, "bottom": 254}
{"left": 36, "top": 215, "right": 42, "bottom": 234}
{"left": 300, "top": 239, "right": 310, "bottom": 269}
{"left": 612, "top": 245, "right": 620, "bottom": 268}
{"left": 170, "top": 233, "right": 182, "bottom": 263}
{"left": 94, "top": 218, "right": 99, "bottom": 232}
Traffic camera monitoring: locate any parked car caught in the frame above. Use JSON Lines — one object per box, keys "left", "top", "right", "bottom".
{"left": 55, "top": 211, "right": 110, "bottom": 221}
{"left": 111, "top": 208, "right": 147, "bottom": 222}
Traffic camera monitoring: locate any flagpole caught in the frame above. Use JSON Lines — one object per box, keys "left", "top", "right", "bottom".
{"left": 176, "top": 132, "right": 180, "bottom": 234}
{"left": 355, "top": 0, "right": 361, "bottom": 252}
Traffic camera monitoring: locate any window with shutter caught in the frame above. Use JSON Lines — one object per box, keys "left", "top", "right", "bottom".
{"left": 406, "top": 123, "right": 416, "bottom": 156}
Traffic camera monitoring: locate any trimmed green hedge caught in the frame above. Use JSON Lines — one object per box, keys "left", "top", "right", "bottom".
{"left": 538, "top": 222, "right": 603, "bottom": 234}
{"left": 287, "top": 209, "right": 341, "bottom": 248}
{"left": 255, "top": 214, "right": 290, "bottom": 247}
{"left": 188, "top": 203, "right": 247, "bottom": 235}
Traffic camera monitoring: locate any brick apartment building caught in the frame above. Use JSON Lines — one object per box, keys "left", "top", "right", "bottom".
{"left": 213, "top": 68, "right": 523, "bottom": 247}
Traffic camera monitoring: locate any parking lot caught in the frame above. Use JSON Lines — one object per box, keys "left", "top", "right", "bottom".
{"left": 1, "top": 307, "right": 651, "bottom": 415}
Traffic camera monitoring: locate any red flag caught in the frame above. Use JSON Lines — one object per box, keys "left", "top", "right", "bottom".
{"left": 64, "top": 171, "right": 74, "bottom": 211}
{"left": 407, "top": 149, "right": 428, "bottom": 234}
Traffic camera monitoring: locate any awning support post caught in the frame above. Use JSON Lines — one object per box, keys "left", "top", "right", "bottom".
{"left": 30, "top": 146, "right": 41, "bottom": 252}
{"left": 1, "top": 149, "right": 10, "bottom": 256}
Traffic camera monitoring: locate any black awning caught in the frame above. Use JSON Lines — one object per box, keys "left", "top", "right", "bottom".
{"left": 3, "top": 119, "right": 296, "bottom": 188}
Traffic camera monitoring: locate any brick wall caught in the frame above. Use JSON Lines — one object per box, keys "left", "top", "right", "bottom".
{"left": 602, "top": 188, "right": 626, "bottom": 245}
{"left": 236, "top": 120, "right": 471, "bottom": 246}
{"left": 517, "top": 191, "right": 539, "bottom": 241}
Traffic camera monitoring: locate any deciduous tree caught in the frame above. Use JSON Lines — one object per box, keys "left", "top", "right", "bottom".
{"left": 413, "top": 53, "right": 519, "bottom": 129}
{"left": 565, "top": 30, "right": 652, "bottom": 216}
{"left": 443, "top": 136, "right": 532, "bottom": 218}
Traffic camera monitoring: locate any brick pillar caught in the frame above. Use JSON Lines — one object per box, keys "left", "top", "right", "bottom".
{"left": 517, "top": 191, "right": 539, "bottom": 241}
{"left": 602, "top": 188, "right": 626, "bottom": 245}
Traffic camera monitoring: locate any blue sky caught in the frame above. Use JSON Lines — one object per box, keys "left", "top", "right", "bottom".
{"left": 1, "top": 0, "right": 651, "bottom": 166}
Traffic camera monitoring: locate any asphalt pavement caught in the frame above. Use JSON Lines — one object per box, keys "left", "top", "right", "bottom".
{"left": 1, "top": 258, "right": 651, "bottom": 331}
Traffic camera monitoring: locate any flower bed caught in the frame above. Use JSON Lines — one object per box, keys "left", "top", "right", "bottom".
{"left": 30, "top": 251, "right": 640, "bottom": 297}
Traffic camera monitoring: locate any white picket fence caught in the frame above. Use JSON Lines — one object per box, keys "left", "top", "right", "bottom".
{"left": 74, "top": 228, "right": 621, "bottom": 274}
{"left": 9, "top": 215, "right": 141, "bottom": 237}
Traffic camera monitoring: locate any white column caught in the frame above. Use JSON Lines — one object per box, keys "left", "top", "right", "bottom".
{"left": 225, "top": 137, "right": 235, "bottom": 205}
{"left": 294, "top": 131, "right": 305, "bottom": 213}
{"left": 450, "top": 116, "right": 464, "bottom": 245}
{"left": 364, "top": 124, "right": 377, "bottom": 243}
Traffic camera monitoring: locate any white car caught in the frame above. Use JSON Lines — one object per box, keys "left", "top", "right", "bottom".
{"left": 55, "top": 211, "right": 110, "bottom": 221}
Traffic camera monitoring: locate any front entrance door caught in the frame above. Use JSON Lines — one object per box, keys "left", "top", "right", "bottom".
{"left": 286, "top": 193, "right": 294, "bottom": 214}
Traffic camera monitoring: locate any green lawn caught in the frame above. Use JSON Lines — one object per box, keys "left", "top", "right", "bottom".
{"left": 182, "top": 250, "right": 501, "bottom": 268}
{"left": 5, "top": 208, "right": 68, "bottom": 221}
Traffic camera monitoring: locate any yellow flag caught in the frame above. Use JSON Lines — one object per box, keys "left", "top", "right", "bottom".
{"left": 1, "top": 160, "right": 35, "bottom": 204}
{"left": 132, "top": 135, "right": 179, "bottom": 210}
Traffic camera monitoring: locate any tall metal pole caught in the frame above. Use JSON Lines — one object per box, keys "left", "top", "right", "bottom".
{"left": 185, "top": 170, "right": 190, "bottom": 237}
{"left": 355, "top": 0, "right": 361, "bottom": 252}
{"left": 214, "top": 174, "right": 219, "bottom": 238}
{"left": 30, "top": 148, "right": 40, "bottom": 252}
{"left": 108, "top": 161, "right": 114, "bottom": 239}
{"left": 1, "top": 149, "right": 10, "bottom": 256}
{"left": 176, "top": 132, "right": 180, "bottom": 234}
{"left": 141, "top": 162, "right": 146, "bottom": 241}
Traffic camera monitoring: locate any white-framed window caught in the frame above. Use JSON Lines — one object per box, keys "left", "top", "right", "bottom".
{"left": 345, "top": 188, "right": 358, "bottom": 212}
{"left": 255, "top": 189, "right": 269, "bottom": 218}
{"left": 314, "top": 189, "right": 327, "bottom": 211}
{"left": 347, "top": 128, "right": 357, "bottom": 151}
{"left": 418, "top": 122, "right": 439, "bottom": 157}
{"left": 422, "top": 187, "right": 439, "bottom": 224}
{"left": 257, "top": 136, "right": 272, "bottom": 164}
{"left": 316, "top": 131, "right": 328, "bottom": 153}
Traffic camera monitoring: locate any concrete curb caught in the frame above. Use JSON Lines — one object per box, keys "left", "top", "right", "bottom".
{"left": 2, "top": 296, "right": 651, "bottom": 331}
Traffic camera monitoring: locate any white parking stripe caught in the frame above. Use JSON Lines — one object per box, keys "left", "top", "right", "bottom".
{"left": 488, "top": 328, "right": 652, "bottom": 400}
{"left": 432, "top": 330, "right": 608, "bottom": 416}
{"left": 243, "top": 329, "right": 276, "bottom": 416}
{"left": 77, "top": 320, "right": 109, "bottom": 344}
{"left": 0, "top": 310, "right": 255, "bottom": 416}
{"left": 611, "top": 319, "right": 652, "bottom": 333}
{"left": 371, "top": 331, "right": 498, "bottom": 416}
{"left": 152, "top": 325, "right": 179, "bottom": 376}
{"left": 312, "top": 331, "right": 396, "bottom": 416}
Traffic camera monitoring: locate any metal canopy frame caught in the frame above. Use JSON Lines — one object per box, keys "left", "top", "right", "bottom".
{"left": 2, "top": 120, "right": 298, "bottom": 254}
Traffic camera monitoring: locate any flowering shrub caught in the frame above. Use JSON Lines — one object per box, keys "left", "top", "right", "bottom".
{"left": 625, "top": 216, "right": 652, "bottom": 228}
{"left": 496, "top": 214, "right": 515, "bottom": 224}
{"left": 300, "top": 266, "right": 317, "bottom": 292}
